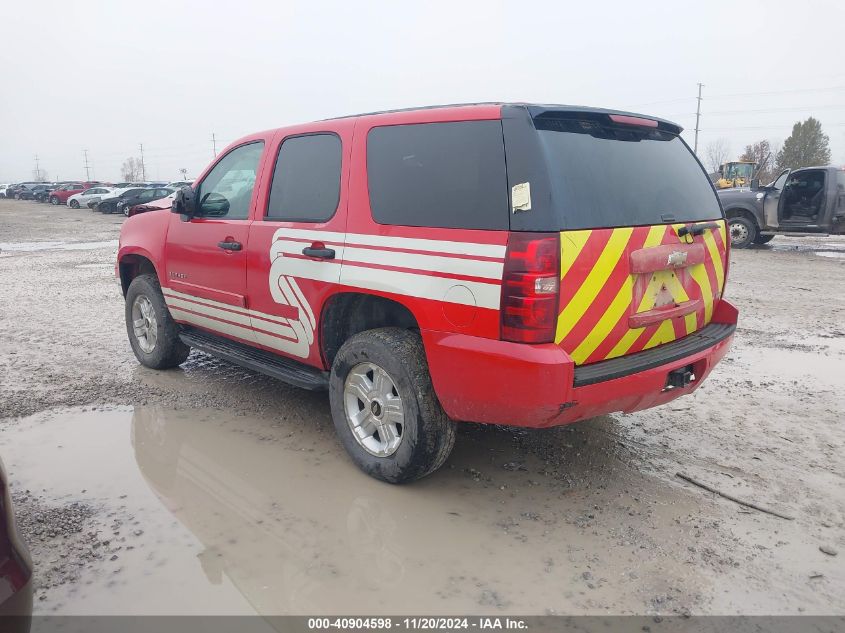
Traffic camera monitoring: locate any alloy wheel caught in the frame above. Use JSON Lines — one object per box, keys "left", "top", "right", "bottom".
{"left": 131, "top": 295, "right": 158, "bottom": 354}
{"left": 343, "top": 362, "right": 405, "bottom": 457}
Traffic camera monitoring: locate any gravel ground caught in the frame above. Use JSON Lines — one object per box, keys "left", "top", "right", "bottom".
{"left": 0, "top": 198, "right": 843, "bottom": 616}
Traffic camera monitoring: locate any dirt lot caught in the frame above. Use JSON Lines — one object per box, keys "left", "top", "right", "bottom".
{"left": 1, "top": 198, "right": 843, "bottom": 616}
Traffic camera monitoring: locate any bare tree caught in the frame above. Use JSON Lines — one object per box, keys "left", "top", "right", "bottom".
{"left": 121, "top": 157, "right": 144, "bottom": 182}
{"left": 703, "top": 138, "right": 731, "bottom": 174}
{"left": 740, "top": 139, "right": 782, "bottom": 184}
{"left": 31, "top": 167, "right": 49, "bottom": 182}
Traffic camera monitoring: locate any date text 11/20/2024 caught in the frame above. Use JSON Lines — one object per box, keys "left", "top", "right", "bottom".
{"left": 307, "top": 617, "right": 528, "bottom": 630}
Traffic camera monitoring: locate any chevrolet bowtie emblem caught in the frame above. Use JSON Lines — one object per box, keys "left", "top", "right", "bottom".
{"left": 667, "top": 251, "right": 688, "bottom": 267}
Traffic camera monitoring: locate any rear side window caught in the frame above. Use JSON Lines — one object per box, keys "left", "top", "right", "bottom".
{"left": 534, "top": 117, "right": 722, "bottom": 229}
{"left": 367, "top": 121, "right": 509, "bottom": 230}
{"left": 266, "top": 134, "right": 341, "bottom": 222}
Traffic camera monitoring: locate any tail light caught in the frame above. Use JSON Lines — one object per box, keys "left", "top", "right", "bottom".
{"left": 500, "top": 232, "right": 560, "bottom": 343}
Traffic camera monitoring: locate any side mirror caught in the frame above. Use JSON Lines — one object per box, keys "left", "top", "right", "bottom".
{"left": 751, "top": 178, "right": 760, "bottom": 190}
{"left": 171, "top": 186, "right": 196, "bottom": 218}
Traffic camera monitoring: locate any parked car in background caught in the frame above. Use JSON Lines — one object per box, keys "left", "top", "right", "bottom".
{"left": 0, "top": 457, "right": 33, "bottom": 630}
{"left": 166, "top": 180, "right": 193, "bottom": 189}
{"left": 126, "top": 189, "right": 177, "bottom": 217}
{"left": 718, "top": 166, "right": 845, "bottom": 247}
{"left": 49, "top": 183, "right": 94, "bottom": 205}
{"left": 17, "top": 184, "right": 51, "bottom": 201}
{"left": 33, "top": 184, "right": 59, "bottom": 203}
{"left": 0, "top": 184, "right": 10, "bottom": 198}
{"left": 67, "top": 186, "right": 114, "bottom": 209}
{"left": 95, "top": 187, "right": 149, "bottom": 214}
{"left": 117, "top": 188, "right": 173, "bottom": 215}
{"left": 112, "top": 182, "right": 146, "bottom": 189}
{"left": 6, "top": 183, "right": 44, "bottom": 199}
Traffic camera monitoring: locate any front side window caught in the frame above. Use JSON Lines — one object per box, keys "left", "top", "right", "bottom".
{"left": 366, "top": 121, "right": 509, "bottom": 230}
{"left": 266, "top": 134, "right": 341, "bottom": 222}
{"left": 197, "top": 141, "right": 264, "bottom": 219}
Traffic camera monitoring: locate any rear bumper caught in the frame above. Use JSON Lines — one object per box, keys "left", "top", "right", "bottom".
{"left": 423, "top": 300, "right": 737, "bottom": 428}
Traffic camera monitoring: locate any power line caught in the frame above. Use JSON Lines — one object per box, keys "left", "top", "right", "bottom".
{"left": 628, "top": 84, "right": 845, "bottom": 109}
{"left": 665, "top": 104, "right": 845, "bottom": 118}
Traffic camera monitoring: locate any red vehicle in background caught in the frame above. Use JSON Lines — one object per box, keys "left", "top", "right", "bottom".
{"left": 116, "top": 103, "right": 737, "bottom": 483}
{"left": 49, "top": 182, "right": 100, "bottom": 205}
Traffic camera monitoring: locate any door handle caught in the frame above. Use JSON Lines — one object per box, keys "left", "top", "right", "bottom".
{"left": 218, "top": 240, "right": 242, "bottom": 251}
{"left": 302, "top": 244, "right": 335, "bottom": 259}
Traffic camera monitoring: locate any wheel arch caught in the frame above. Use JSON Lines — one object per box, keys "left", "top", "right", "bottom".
{"left": 119, "top": 252, "right": 159, "bottom": 297}
{"left": 724, "top": 205, "right": 761, "bottom": 228}
{"left": 319, "top": 292, "right": 420, "bottom": 367}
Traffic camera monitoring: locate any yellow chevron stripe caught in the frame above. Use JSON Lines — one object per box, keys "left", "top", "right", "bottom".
{"left": 646, "top": 224, "right": 669, "bottom": 248}
{"left": 560, "top": 230, "right": 592, "bottom": 281}
{"left": 702, "top": 229, "right": 725, "bottom": 294}
{"left": 644, "top": 319, "right": 677, "bottom": 350}
{"left": 608, "top": 325, "right": 645, "bottom": 359}
{"left": 570, "top": 276, "right": 633, "bottom": 363}
{"left": 555, "top": 227, "right": 633, "bottom": 344}
{"left": 688, "top": 263, "right": 714, "bottom": 323}
{"left": 570, "top": 225, "right": 666, "bottom": 361}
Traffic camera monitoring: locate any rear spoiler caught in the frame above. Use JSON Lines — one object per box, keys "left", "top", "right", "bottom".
{"left": 526, "top": 105, "right": 683, "bottom": 135}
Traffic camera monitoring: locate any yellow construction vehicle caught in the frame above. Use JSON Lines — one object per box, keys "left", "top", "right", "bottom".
{"left": 713, "top": 161, "right": 756, "bottom": 189}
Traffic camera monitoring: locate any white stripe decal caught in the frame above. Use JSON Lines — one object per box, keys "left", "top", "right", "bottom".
{"left": 165, "top": 296, "right": 296, "bottom": 339}
{"left": 340, "top": 266, "right": 501, "bottom": 310}
{"left": 342, "top": 246, "right": 503, "bottom": 280}
{"left": 163, "top": 288, "right": 292, "bottom": 326}
{"left": 169, "top": 307, "right": 303, "bottom": 354}
{"left": 272, "top": 228, "right": 506, "bottom": 258}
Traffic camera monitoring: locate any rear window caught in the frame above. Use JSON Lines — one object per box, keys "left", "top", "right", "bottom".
{"left": 534, "top": 117, "right": 721, "bottom": 229}
{"left": 367, "top": 121, "right": 509, "bottom": 230}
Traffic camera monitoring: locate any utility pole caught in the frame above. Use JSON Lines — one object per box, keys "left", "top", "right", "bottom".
{"left": 694, "top": 83, "right": 704, "bottom": 155}
{"left": 83, "top": 149, "right": 91, "bottom": 181}
{"left": 34, "top": 154, "right": 41, "bottom": 181}
{"left": 139, "top": 143, "right": 146, "bottom": 181}
{"left": 211, "top": 132, "right": 217, "bottom": 158}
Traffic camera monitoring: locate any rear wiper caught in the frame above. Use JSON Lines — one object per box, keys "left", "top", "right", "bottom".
{"left": 678, "top": 222, "right": 719, "bottom": 238}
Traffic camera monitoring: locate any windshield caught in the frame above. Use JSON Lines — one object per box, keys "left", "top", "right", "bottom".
{"left": 534, "top": 118, "right": 722, "bottom": 229}
{"left": 725, "top": 163, "right": 754, "bottom": 180}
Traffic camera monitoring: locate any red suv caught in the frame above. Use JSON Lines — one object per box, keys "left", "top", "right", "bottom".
{"left": 49, "top": 182, "right": 99, "bottom": 205}
{"left": 117, "top": 103, "right": 737, "bottom": 483}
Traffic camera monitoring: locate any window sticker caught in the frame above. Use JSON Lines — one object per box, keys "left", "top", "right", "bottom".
{"left": 512, "top": 182, "right": 531, "bottom": 212}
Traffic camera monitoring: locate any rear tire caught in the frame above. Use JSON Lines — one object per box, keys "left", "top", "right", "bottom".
{"left": 728, "top": 216, "right": 757, "bottom": 249}
{"left": 50, "top": 195, "right": 59, "bottom": 205}
{"left": 329, "top": 328, "right": 456, "bottom": 484}
{"left": 70, "top": 199, "right": 79, "bottom": 209}
{"left": 125, "top": 274, "right": 190, "bottom": 369}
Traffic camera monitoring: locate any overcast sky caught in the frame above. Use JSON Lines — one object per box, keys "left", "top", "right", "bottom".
{"left": 2, "top": 0, "right": 844, "bottom": 183}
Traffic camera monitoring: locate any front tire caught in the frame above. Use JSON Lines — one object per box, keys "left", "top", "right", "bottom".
{"left": 728, "top": 216, "right": 757, "bottom": 249}
{"left": 125, "top": 274, "right": 190, "bottom": 369}
{"left": 329, "top": 328, "right": 456, "bottom": 484}
{"left": 70, "top": 199, "right": 79, "bottom": 209}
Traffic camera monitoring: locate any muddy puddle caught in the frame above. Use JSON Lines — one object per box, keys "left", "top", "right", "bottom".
{"left": 2, "top": 406, "right": 740, "bottom": 616}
